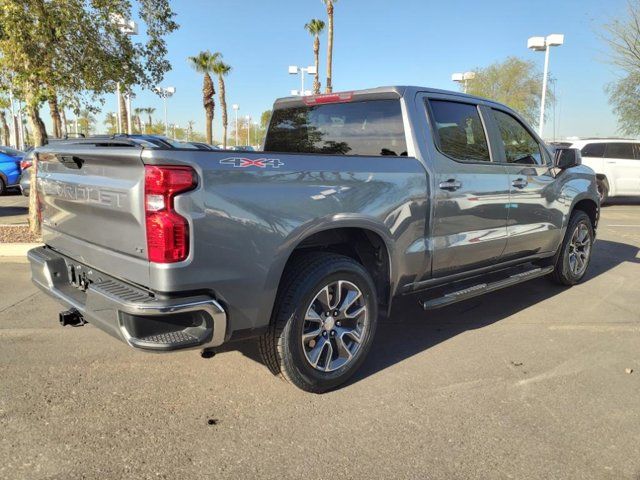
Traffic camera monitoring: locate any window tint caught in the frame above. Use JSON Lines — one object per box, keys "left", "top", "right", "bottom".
{"left": 580, "top": 143, "right": 605, "bottom": 158}
{"left": 605, "top": 142, "right": 635, "bottom": 160}
{"left": 492, "top": 109, "right": 542, "bottom": 165}
{"left": 428, "top": 100, "right": 490, "bottom": 162}
{"left": 264, "top": 100, "right": 407, "bottom": 156}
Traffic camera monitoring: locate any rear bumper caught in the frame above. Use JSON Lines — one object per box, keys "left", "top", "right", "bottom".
{"left": 28, "top": 246, "right": 227, "bottom": 352}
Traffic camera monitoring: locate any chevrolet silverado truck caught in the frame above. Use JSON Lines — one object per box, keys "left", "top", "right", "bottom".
{"left": 29, "top": 87, "right": 599, "bottom": 392}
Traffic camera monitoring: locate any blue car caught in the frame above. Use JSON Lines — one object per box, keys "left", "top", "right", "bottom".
{"left": 0, "top": 146, "right": 24, "bottom": 195}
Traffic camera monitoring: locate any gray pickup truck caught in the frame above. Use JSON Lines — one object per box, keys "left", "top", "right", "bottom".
{"left": 29, "top": 86, "right": 599, "bottom": 392}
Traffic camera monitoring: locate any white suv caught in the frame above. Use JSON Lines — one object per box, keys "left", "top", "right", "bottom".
{"left": 559, "top": 138, "right": 640, "bottom": 204}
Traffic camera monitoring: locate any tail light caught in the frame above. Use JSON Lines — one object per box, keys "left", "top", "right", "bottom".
{"left": 144, "top": 165, "right": 197, "bottom": 263}
{"left": 20, "top": 159, "right": 32, "bottom": 170}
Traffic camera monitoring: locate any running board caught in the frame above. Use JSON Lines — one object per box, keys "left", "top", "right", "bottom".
{"left": 421, "top": 266, "right": 554, "bottom": 310}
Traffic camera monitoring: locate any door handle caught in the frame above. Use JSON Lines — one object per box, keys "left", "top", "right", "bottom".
{"left": 512, "top": 178, "right": 528, "bottom": 189}
{"left": 439, "top": 179, "right": 462, "bottom": 191}
{"left": 606, "top": 161, "right": 617, "bottom": 164}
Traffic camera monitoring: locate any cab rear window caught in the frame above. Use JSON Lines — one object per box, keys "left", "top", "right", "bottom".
{"left": 264, "top": 99, "right": 408, "bottom": 156}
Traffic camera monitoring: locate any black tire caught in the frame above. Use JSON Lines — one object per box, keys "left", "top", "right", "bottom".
{"left": 0, "top": 177, "right": 6, "bottom": 196}
{"left": 259, "top": 252, "right": 378, "bottom": 393}
{"left": 596, "top": 178, "right": 609, "bottom": 205}
{"left": 550, "top": 210, "right": 594, "bottom": 286}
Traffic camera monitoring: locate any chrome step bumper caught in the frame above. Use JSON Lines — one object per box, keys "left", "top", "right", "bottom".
{"left": 28, "top": 246, "right": 227, "bottom": 351}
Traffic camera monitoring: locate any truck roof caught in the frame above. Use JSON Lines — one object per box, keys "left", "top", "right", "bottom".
{"left": 272, "top": 86, "right": 501, "bottom": 109}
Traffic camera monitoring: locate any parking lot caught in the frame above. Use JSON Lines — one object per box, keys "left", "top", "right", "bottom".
{"left": 0, "top": 191, "right": 27, "bottom": 226}
{"left": 1, "top": 202, "right": 639, "bottom": 480}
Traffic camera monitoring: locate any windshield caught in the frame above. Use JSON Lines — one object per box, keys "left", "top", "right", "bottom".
{"left": 0, "top": 146, "right": 24, "bottom": 157}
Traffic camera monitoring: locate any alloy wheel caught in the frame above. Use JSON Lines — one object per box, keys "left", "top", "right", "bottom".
{"left": 301, "top": 280, "right": 368, "bottom": 372}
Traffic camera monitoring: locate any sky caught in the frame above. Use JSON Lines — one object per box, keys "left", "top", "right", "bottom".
{"left": 44, "top": 0, "right": 631, "bottom": 141}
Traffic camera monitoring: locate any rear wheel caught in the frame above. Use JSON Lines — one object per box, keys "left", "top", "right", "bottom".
{"left": 259, "top": 253, "right": 378, "bottom": 393}
{"left": 0, "top": 177, "right": 6, "bottom": 196}
{"left": 551, "top": 211, "right": 594, "bottom": 286}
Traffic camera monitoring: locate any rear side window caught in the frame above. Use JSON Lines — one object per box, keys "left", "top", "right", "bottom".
{"left": 428, "top": 100, "right": 491, "bottom": 162}
{"left": 492, "top": 109, "right": 543, "bottom": 165}
{"left": 605, "top": 142, "right": 636, "bottom": 159}
{"left": 264, "top": 100, "right": 407, "bottom": 156}
{"left": 580, "top": 143, "right": 605, "bottom": 158}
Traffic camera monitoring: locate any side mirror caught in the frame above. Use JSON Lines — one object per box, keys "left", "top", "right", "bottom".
{"left": 554, "top": 147, "right": 581, "bottom": 169}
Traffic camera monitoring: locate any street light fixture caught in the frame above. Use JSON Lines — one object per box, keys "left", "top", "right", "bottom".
{"left": 451, "top": 71, "right": 476, "bottom": 94}
{"left": 245, "top": 115, "right": 251, "bottom": 146}
{"left": 528, "top": 33, "right": 564, "bottom": 136}
{"left": 288, "top": 65, "right": 316, "bottom": 96}
{"left": 232, "top": 104, "right": 239, "bottom": 146}
{"left": 111, "top": 15, "right": 138, "bottom": 134}
{"left": 155, "top": 86, "right": 176, "bottom": 136}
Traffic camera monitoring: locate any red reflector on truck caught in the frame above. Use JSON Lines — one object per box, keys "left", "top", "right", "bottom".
{"left": 303, "top": 92, "right": 354, "bottom": 105}
{"left": 144, "top": 166, "right": 196, "bottom": 263}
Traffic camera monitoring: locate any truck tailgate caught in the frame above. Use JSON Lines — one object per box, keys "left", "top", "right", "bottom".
{"left": 37, "top": 147, "right": 150, "bottom": 286}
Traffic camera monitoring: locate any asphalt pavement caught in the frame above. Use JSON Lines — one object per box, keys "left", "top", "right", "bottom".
{"left": 0, "top": 191, "right": 28, "bottom": 226}
{"left": 1, "top": 202, "right": 639, "bottom": 479}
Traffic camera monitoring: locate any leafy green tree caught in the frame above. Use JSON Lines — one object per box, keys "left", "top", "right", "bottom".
{"left": 305, "top": 19, "right": 325, "bottom": 94}
{"left": 212, "top": 59, "right": 232, "bottom": 148}
{"left": 602, "top": 0, "right": 640, "bottom": 134}
{"left": 464, "top": 56, "right": 551, "bottom": 124}
{"left": 606, "top": 72, "right": 640, "bottom": 135}
{"left": 321, "top": 0, "right": 338, "bottom": 93}
{"left": 0, "top": 0, "right": 178, "bottom": 147}
{"left": 188, "top": 51, "right": 220, "bottom": 144}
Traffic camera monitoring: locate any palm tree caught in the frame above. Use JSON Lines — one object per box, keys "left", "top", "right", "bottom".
{"left": 104, "top": 112, "right": 117, "bottom": 134}
{"left": 118, "top": 89, "right": 128, "bottom": 133}
{"left": 143, "top": 107, "right": 155, "bottom": 130}
{"left": 305, "top": 19, "right": 325, "bottom": 94}
{"left": 77, "top": 109, "right": 95, "bottom": 136}
{"left": 188, "top": 51, "right": 220, "bottom": 144}
{"left": 212, "top": 59, "right": 232, "bottom": 148}
{"left": 133, "top": 107, "right": 145, "bottom": 133}
{"left": 186, "top": 120, "right": 195, "bottom": 141}
{"left": 322, "top": 0, "right": 338, "bottom": 93}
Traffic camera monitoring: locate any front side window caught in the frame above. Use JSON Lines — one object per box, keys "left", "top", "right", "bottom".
{"left": 605, "top": 142, "right": 635, "bottom": 160}
{"left": 581, "top": 143, "right": 605, "bottom": 158}
{"left": 264, "top": 99, "right": 407, "bottom": 156}
{"left": 492, "top": 109, "right": 542, "bottom": 165}
{"left": 428, "top": 100, "right": 491, "bottom": 162}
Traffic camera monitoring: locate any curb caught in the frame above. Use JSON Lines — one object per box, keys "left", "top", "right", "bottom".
{"left": 0, "top": 243, "right": 41, "bottom": 262}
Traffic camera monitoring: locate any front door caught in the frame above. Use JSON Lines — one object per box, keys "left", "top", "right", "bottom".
{"left": 488, "top": 108, "right": 563, "bottom": 258}
{"left": 424, "top": 97, "right": 510, "bottom": 277}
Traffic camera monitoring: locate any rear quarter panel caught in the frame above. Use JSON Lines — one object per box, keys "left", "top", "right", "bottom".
{"left": 141, "top": 149, "right": 429, "bottom": 335}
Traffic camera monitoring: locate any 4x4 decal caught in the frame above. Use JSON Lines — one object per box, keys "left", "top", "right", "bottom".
{"left": 219, "top": 157, "right": 285, "bottom": 168}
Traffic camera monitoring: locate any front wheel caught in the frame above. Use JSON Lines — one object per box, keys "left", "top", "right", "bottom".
{"left": 259, "top": 253, "right": 378, "bottom": 393}
{"left": 0, "top": 177, "right": 6, "bottom": 196}
{"left": 551, "top": 211, "right": 594, "bottom": 286}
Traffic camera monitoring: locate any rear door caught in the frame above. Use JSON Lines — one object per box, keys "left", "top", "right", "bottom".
{"left": 36, "top": 146, "right": 150, "bottom": 286}
{"left": 423, "top": 96, "right": 510, "bottom": 277}
{"left": 488, "top": 108, "right": 563, "bottom": 258}
{"left": 603, "top": 142, "right": 640, "bottom": 195}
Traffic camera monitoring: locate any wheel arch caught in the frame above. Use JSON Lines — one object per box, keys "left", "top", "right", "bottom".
{"left": 267, "top": 221, "right": 395, "bottom": 322}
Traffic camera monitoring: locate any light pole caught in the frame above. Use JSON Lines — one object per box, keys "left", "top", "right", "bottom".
{"left": 528, "top": 33, "right": 564, "bottom": 136}
{"left": 111, "top": 15, "right": 138, "bottom": 134}
{"left": 233, "top": 104, "right": 239, "bottom": 146}
{"left": 451, "top": 72, "right": 476, "bottom": 94}
{"left": 288, "top": 65, "right": 316, "bottom": 96}
{"left": 245, "top": 115, "right": 251, "bottom": 146}
{"left": 155, "top": 86, "right": 176, "bottom": 136}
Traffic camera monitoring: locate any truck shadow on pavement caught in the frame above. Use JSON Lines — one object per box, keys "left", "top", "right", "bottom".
{"left": 224, "top": 239, "right": 640, "bottom": 390}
